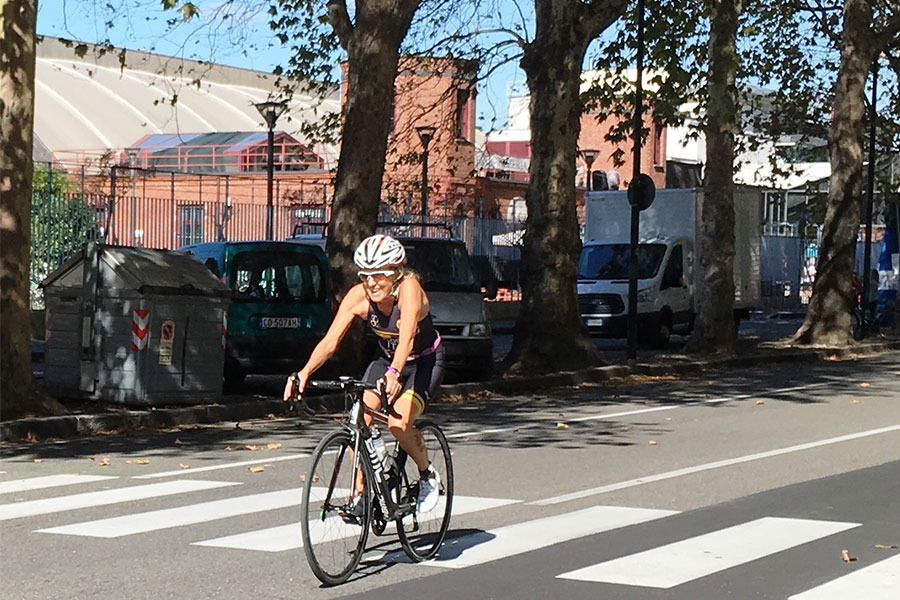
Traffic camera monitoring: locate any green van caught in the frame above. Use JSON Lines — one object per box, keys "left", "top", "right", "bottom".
{"left": 180, "top": 241, "right": 332, "bottom": 387}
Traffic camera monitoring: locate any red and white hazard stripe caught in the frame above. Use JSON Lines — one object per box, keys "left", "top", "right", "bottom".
{"left": 131, "top": 309, "right": 150, "bottom": 351}
{"left": 221, "top": 311, "right": 228, "bottom": 353}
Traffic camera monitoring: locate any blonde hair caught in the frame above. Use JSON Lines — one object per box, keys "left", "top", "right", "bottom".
{"left": 390, "top": 266, "right": 420, "bottom": 297}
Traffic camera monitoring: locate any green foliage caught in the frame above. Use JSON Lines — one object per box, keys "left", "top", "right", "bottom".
{"left": 30, "top": 165, "right": 102, "bottom": 308}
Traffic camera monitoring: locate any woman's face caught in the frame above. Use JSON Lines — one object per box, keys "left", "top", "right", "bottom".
{"left": 358, "top": 269, "right": 396, "bottom": 302}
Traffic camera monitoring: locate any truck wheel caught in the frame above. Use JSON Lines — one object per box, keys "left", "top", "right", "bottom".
{"left": 654, "top": 317, "right": 672, "bottom": 349}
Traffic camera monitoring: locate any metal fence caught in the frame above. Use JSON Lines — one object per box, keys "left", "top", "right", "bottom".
{"left": 30, "top": 181, "right": 524, "bottom": 307}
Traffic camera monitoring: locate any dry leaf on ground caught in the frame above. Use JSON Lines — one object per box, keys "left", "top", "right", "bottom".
{"left": 557, "top": 422, "right": 570, "bottom": 429}
{"left": 179, "top": 463, "right": 191, "bottom": 469}
{"left": 245, "top": 445, "right": 260, "bottom": 451}
{"left": 756, "top": 400, "right": 765, "bottom": 405}
{"left": 125, "top": 459, "right": 150, "bottom": 465}
{"left": 225, "top": 445, "right": 237, "bottom": 451}
{"left": 841, "top": 549, "right": 857, "bottom": 562}
{"left": 33, "top": 459, "right": 42, "bottom": 463}
{"left": 249, "top": 466, "right": 265, "bottom": 473}
{"left": 312, "top": 474, "right": 319, "bottom": 483}
{"left": 859, "top": 382, "right": 871, "bottom": 388}
{"left": 649, "top": 440, "right": 658, "bottom": 446}
{"left": 174, "top": 438, "right": 184, "bottom": 446}
{"left": 99, "top": 457, "right": 110, "bottom": 466}
{"left": 875, "top": 544, "right": 898, "bottom": 550}
{"left": 267, "top": 443, "right": 282, "bottom": 450}
{"left": 299, "top": 474, "right": 306, "bottom": 482}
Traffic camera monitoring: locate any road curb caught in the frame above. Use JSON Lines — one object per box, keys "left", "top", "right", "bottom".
{"left": 3, "top": 342, "right": 899, "bottom": 443}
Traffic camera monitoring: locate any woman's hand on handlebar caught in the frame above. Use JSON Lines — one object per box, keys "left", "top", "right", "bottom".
{"left": 283, "top": 371, "right": 308, "bottom": 403}
{"left": 380, "top": 370, "right": 402, "bottom": 402}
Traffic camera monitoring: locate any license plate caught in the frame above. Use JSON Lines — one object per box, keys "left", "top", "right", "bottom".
{"left": 585, "top": 318, "right": 605, "bottom": 327}
{"left": 260, "top": 317, "right": 303, "bottom": 329}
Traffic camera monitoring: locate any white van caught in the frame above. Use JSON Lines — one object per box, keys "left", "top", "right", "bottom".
{"left": 578, "top": 188, "right": 762, "bottom": 347}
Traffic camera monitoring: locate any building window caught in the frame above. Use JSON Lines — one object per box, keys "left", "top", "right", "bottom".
{"left": 178, "top": 204, "right": 204, "bottom": 245}
{"left": 455, "top": 87, "right": 470, "bottom": 141}
{"left": 653, "top": 122, "right": 664, "bottom": 167}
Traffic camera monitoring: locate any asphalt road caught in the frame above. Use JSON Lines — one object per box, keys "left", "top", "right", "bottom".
{"left": 3, "top": 348, "right": 899, "bottom": 600}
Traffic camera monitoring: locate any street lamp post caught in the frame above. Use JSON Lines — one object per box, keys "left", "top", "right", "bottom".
{"left": 580, "top": 148, "right": 598, "bottom": 190}
{"left": 415, "top": 125, "right": 437, "bottom": 225}
{"left": 254, "top": 100, "right": 288, "bottom": 241}
{"left": 125, "top": 147, "right": 140, "bottom": 247}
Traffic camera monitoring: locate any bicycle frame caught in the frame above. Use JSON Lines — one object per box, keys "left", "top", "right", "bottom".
{"left": 309, "top": 378, "right": 415, "bottom": 523}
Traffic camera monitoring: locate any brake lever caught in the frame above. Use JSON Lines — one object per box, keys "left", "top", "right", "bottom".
{"left": 376, "top": 378, "right": 403, "bottom": 419}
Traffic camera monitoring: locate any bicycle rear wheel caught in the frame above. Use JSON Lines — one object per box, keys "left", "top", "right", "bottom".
{"left": 301, "top": 429, "right": 371, "bottom": 586}
{"left": 397, "top": 420, "right": 453, "bottom": 562}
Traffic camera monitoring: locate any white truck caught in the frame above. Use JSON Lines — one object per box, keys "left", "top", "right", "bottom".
{"left": 578, "top": 187, "right": 762, "bottom": 347}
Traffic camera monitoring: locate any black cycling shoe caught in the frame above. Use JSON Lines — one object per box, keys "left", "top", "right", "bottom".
{"left": 338, "top": 498, "right": 365, "bottom": 524}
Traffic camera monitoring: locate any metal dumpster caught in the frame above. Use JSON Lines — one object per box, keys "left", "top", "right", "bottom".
{"left": 42, "top": 243, "right": 231, "bottom": 406}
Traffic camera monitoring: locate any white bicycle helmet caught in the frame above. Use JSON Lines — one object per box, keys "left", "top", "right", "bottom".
{"left": 354, "top": 234, "right": 406, "bottom": 270}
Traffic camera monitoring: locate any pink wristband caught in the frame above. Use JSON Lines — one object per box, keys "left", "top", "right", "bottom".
{"left": 385, "top": 365, "right": 400, "bottom": 377}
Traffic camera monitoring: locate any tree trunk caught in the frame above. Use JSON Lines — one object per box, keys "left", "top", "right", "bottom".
{"left": 325, "top": 0, "right": 420, "bottom": 297}
{"left": 1, "top": 0, "right": 37, "bottom": 419}
{"left": 689, "top": 0, "right": 743, "bottom": 355}
{"left": 791, "top": 0, "right": 875, "bottom": 346}
{"left": 506, "top": 1, "right": 623, "bottom": 374}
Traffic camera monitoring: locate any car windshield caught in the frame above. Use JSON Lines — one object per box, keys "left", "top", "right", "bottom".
{"left": 578, "top": 243, "right": 667, "bottom": 280}
{"left": 230, "top": 251, "right": 326, "bottom": 303}
{"left": 402, "top": 241, "right": 480, "bottom": 292}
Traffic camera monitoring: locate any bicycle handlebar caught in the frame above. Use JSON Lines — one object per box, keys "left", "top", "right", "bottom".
{"left": 306, "top": 377, "right": 401, "bottom": 419}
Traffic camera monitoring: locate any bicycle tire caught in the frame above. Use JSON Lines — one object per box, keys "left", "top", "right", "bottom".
{"left": 397, "top": 420, "right": 454, "bottom": 562}
{"left": 301, "top": 429, "right": 371, "bottom": 586}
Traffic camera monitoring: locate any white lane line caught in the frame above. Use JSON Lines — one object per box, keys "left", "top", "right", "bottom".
{"left": 0, "top": 474, "right": 117, "bottom": 495}
{"left": 133, "top": 453, "right": 309, "bottom": 479}
{"left": 534, "top": 424, "right": 900, "bottom": 506}
{"left": 193, "top": 495, "right": 519, "bottom": 552}
{"left": 557, "top": 517, "right": 860, "bottom": 588}
{"left": 38, "top": 488, "right": 305, "bottom": 538}
{"left": 1, "top": 480, "right": 237, "bottom": 521}
{"left": 789, "top": 553, "right": 900, "bottom": 599}
{"left": 446, "top": 382, "right": 835, "bottom": 440}
{"left": 400, "top": 506, "right": 678, "bottom": 569}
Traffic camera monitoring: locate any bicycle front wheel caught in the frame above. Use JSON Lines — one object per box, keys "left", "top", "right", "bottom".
{"left": 397, "top": 420, "right": 454, "bottom": 562}
{"left": 301, "top": 429, "right": 371, "bottom": 586}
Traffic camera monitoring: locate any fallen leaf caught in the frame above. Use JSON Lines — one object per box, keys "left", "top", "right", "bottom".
{"left": 513, "top": 428, "right": 519, "bottom": 433}
{"left": 852, "top": 399, "right": 860, "bottom": 404}
{"left": 235, "top": 422, "right": 242, "bottom": 430}
{"left": 125, "top": 459, "right": 150, "bottom": 465}
{"left": 249, "top": 466, "right": 265, "bottom": 473}
{"left": 33, "top": 459, "right": 42, "bottom": 463}
{"left": 665, "top": 417, "right": 672, "bottom": 421}
{"left": 174, "top": 438, "right": 184, "bottom": 446}
{"left": 859, "top": 382, "right": 871, "bottom": 388}
{"left": 755, "top": 400, "right": 765, "bottom": 405}
{"left": 89, "top": 457, "right": 96, "bottom": 461}
{"left": 463, "top": 436, "right": 470, "bottom": 442}
{"left": 267, "top": 443, "right": 282, "bottom": 450}
{"left": 99, "top": 458, "right": 110, "bottom": 467}
{"left": 245, "top": 445, "right": 260, "bottom": 451}
{"left": 299, "top": 474, "right": 306, "bottom": 482}
{"left": 225, "top": 445, "right": 237, "bottom": 451}
{"left": 649, "top": 440, "right": 658, "bottom": 446}
{"left": 557, "top": 422, "right": 570, "bottom": 429}
{"left": 312, "top": 474, "right": 319, "bottom": 483}
{"left": 875, "top": 544, "right": 899, "bottom": 550}
{"left": 179, "top": 463, "right": 191, "bottom": 469}
{"left": 841, "top": 549, "right": 857, "bottom": 562}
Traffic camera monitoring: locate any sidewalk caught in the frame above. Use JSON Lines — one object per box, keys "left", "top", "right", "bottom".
{"left": 4, "top": 333, "right": 898, "bottom": 444}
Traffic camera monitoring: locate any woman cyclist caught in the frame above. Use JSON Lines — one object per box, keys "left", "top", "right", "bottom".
{"left": 283, "top": 234, "right": 445, "bottom": 513}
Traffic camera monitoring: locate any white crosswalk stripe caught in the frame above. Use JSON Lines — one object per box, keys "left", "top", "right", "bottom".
{"left": 397, "top": 505, "right": 679, "bottom": 568}
{"left": 2, "top": 479, "right": 237, "bottom": 521}
{"left": 557, "top": 517, "right": 860, "bottom": 588}
{"left": 37, "top": 488, "right": 305, "bottom": 538}
{"left": 0, "top": 474, "right": 117, "bottom": 495}
{"left": 789, "top": 553, "right": 900, "bottom": 599}
{"left": 193, "top": 494, "right": 519, "bottom": 552}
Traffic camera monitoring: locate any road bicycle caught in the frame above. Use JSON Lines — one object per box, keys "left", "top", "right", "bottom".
{"left": 294, "top": 377, "right": 453, "bottom": 586}
{"left": 851, "top": 303, "right": 900, "bottom": 340}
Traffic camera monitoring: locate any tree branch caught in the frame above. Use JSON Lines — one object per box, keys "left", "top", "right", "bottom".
{"left": 327, "top": 0, "right": 354, "bottom": 49}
